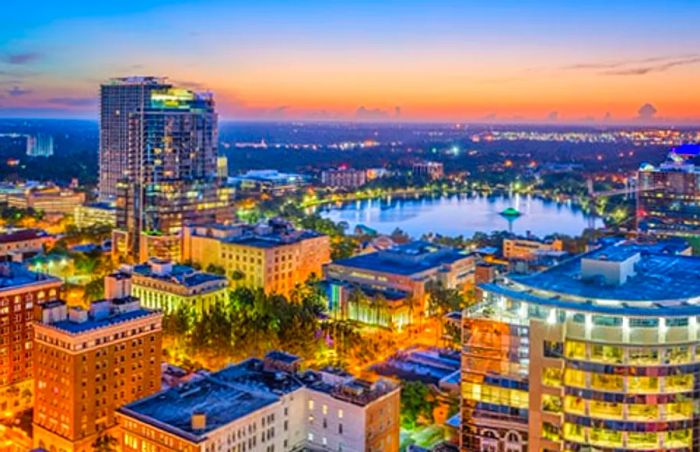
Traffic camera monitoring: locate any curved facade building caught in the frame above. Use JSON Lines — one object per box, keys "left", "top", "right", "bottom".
{"left": 461, "top": 240, "right": 700, "bottom": 451}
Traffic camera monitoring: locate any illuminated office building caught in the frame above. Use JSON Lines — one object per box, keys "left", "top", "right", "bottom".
{"left": 7, "top": 185, "right": 86, "bottom": 216}
{"left": 462, "top": 240, "right": 700, "bottom": 451}
{"left": 637, "top": 148, "right": 700, "bottom": 236}
{"left": 99, "top": 76, "right": 170, "bottom": 200}
{"left": 26, "top": 133, "right": 53, "bottom": 157}
{"left": 107, "top": 79, "right": 234, "bottom": 259}
{"left": 73, "top": 202, "right": 117, "bottom": 229}
{"left": 326, "top": 241, "right": 475, "bottom": 330}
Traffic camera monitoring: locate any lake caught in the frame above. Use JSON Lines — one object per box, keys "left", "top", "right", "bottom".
{"left": 316, "top": 193, "right": 601, "bottom": 238}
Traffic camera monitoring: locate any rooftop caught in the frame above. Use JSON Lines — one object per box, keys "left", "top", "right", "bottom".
{"left": 0, "top": 262, "right": 60, "bottom": 290}
{"left": 332, "top": 241, "right": 471, "bottom": 276}
{"left": 82, "top": 201, "right": 116, "bottom": 210}
{"left": 45, "top": 304, "right": 158, "bottom": 334}
{"left": 234, "top": 169, "right": 305, "bottom": 183}
{"left": 223, "top": 228, "right": 323, "bottom": 248}
{"left": 106, "top": 76, "right": 168, "bottom": 86}
{"left": 484, "top": 242, "right": 700, "bottom": 316}
{"left": 119, "top": 373, "right": 279, "bottom": 443}
{"left": 120, "top": 351, "right": 398, "bottom": 442}
{"left": 0, "top": 228, "right": 50, "bottom": 244}
{"left": 132, "top": 262, "right": 226, "bottom": 288}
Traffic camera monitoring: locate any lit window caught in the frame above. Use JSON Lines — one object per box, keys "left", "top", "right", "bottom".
{"left": 564, "top": 341, "right": 586, "bottom": 359}
{"left": 541, "top": 394, "right": 562, "bottom": 413}
{"left": 542, "top": 367, "right": 563, "bottom": 387}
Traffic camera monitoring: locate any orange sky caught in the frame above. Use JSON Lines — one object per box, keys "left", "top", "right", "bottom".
{"left": 2, "top": 1, "right": 700, "bottom": 124}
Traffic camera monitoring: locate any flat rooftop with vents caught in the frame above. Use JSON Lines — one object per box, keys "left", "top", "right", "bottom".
{"left": 481, "top": 241, "right": 700, "bottom": 316}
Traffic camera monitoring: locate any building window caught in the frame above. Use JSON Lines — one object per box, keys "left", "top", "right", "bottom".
{"left": 543, "top": 341, "right": 563, "bottom": 358}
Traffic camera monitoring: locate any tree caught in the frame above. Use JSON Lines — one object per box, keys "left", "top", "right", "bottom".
{"left": 91, "top": 434, "right": 118, "bottom": 452}
{"left": 205, "top": 264, "right": 226, "bottom": 276}
{"left": 426, "top": 280, "right": 464, "bottom": 345}
{"left": 426, "top": 281, "right": 463, "bottom": 317}
{"left": 400, "top": 381, "right": 437, "bottom": 430}
{"left": 83, "top": 278, "right": 105, "bottom": 304}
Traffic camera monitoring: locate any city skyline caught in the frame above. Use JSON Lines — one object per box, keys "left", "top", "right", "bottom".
{"left": 2, "top": 0, "right": 700, "bottom": 124}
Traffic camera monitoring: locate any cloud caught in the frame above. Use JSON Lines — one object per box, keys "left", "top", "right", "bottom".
{"left": 637, "top": 103, "right": 658, "bottom": 120}
{"left": 564, "top": 55, "right": 676, "bottom": 70}
{"left": 3, "top": 52, "right": 42, "bottom": 65}
{"left": 564, "top": 54, "right": 700, "bottom": 76}
{"left": 355, "top": 106, "right": 389, "bottom": 120}
{"left": 603, "top": 56, "right": 700, "bottom": 75}
{"left": 47, "top": 97, "right": 96, "bottom": 107}
{"left": 546, "top": 111, "right": 559, "bottom": 122}
{"left": 268, "top": 105, "right": 289, "bottom": 117}
{"left": 7, "top": 86, "right": 31, "bottom": 97}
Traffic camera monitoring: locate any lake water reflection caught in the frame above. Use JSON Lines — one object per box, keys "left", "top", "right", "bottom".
{"left": 316, "top": 193, "right": 602, "bottom": 238}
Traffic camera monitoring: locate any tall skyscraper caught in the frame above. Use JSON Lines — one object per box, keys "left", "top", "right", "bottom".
{"left": 99, "top": 76, "right": 170, "bottom": 200}
{"left": 103, "top": 77, "right": 234, "bottom": 260}
{"left": 26, "top": 133, "right": 54, "bottom": 157}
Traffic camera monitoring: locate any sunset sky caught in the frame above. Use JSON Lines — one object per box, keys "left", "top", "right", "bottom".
{"left": 2, "top": 0, "right": 699, "bottom": 123}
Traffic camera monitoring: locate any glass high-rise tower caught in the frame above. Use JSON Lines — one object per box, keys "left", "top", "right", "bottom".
{"left": 102, "top": 77, "right": 233, "bottom": 260}
{"left": 99, "top": 76, "right": 170, "bottom": 200}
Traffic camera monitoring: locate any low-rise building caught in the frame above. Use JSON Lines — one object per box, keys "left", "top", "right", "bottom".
{"left": 637, "top": 149, "right": 700, "bottom": 236}
{"left": 73, "top": 202, "right": 117, "bottom": 229}
{"left": 230, "top": 170, "right": 307, "bottom": 195}
{"left": 321, "top": 167, "right": 367, "bottom": 189}
{"left": 111, "top": 230, "right": 184, "bottom": 264}
{"left": 128, "top": 259, "right": 228, "bottom": 314}
{"left": 32, "top": 277, "right": 163, "bottom": 452}
{"left": 182, "top": 219, "right": 330, "bottom": 297}
{"left": 502, "top": 235, "right": 564, "bottom": 261}
{"left": 325, "top": 241, "right": 475, "bottom": 329}
{"left": 7, "top": 185, "right": 85, "bottom": 216}
{"left": 117, "top": 351, "right": 400, "bottom": 452}
{"left": 0, "top": 264, "right": 61, "bottom": 415}
{"left": 412, "top": 161, "right": 444, "bottom": 180}
{"left": 0, "top": 228, "right": 53, "bottom": 261}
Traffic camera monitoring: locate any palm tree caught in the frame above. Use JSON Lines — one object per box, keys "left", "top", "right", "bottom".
{"left": 91, "top": 434, "right": 118, "bottom": 452}
{"left": 373, "top": 293, "right": 388, "bottom": 327}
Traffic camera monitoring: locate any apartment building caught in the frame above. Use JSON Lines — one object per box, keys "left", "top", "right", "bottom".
{"left": 182, "top": 219, "right": 330, "bottom": 297}
{"left": 0, "top": 264, "right": 61, "bottom": 414}
{"left": 117, "top": 351, "right": 400, "bottom": 452}
{"left": 462, "top": 240, "right": 700, "bottom": 451}
{"left": 32, "top": 276, "right": 162, "bottom": 452}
